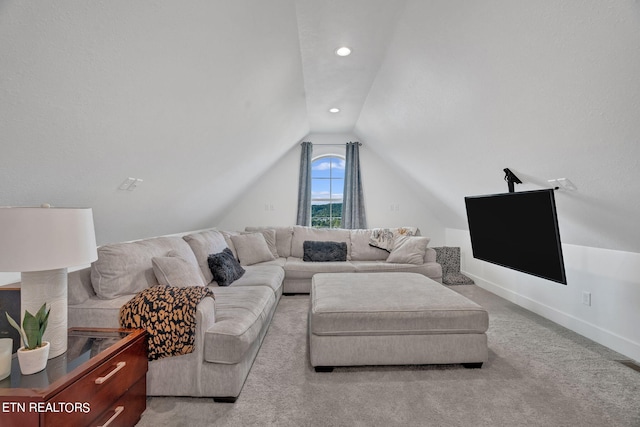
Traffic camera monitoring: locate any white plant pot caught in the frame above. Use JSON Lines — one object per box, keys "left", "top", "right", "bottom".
{"left": 17, "top": 341, "right": 50, "bottom": 375}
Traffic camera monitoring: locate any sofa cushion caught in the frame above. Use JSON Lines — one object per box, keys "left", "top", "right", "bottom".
{"left": 203, "top": 286, "right": 275, "bottom": 364}
{"left": 68, "top": 294, "right": 134, "bottom": 328}
{"left": 91, "top": 236, "right": 198, "bottom": 300}
{"left": 349, "top": 229, "right": 390, "bottom": 261}
{"left": 68, "top": 267, "right": 94, "bottom": 305}
{"left": 152, "top": 251, "right": 207, "bottom": 288}
{"left": 230, "top": 233, "right": 276, "bottom": 266}
{"left": 250, "top": 257, "right": 286, "bottom": 268}
{"left": 212, "top": 264, "right": 284, "bottom": 296}
{"left": 183, "top": 230, "right": 228, "bottom": 283}
{"left": 303, "top": 241, "right": 348, "bottom": 262}
{"left": 352, "top": 260, "right": 442, "bottom": 278}
{"left": 284, "top": 257, "right": 356, "bottom": 280}
{"left": 207, "top": 248, "right": 245, "bottom": 287}
{"left": 291, "top": 226, "right": 351, "bottom": 260}
{"left": 387, "top": 235, "right": 430, "bottom": 265}
{"left": 245, "top": 226, "right": 294, "bottom": 258}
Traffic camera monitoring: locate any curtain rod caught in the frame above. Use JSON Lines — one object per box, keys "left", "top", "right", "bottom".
{"left": 300, "top": 142, "right": 362, "bottom": 146}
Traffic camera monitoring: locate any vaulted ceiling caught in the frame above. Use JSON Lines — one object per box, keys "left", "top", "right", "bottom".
{"left": 1, "top": 0, "right": 639, "bottom": 253}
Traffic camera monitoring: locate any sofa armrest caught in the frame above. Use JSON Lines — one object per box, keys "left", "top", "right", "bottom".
{"left": 425, "top": 247, "right": 436, "bottom": 263}
{"left": 194, "top": 296, "right": 216, "bottom": 359}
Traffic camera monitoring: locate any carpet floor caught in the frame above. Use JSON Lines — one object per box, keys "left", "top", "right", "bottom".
{"left": 136, "top": 285, "right": 640, "bottom": 427}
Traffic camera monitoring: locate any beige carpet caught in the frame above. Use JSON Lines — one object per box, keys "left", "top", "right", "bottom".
{"left": 136, "top": 285, "right": 640, "bottom": 427}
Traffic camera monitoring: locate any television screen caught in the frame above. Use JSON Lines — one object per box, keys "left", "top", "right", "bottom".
{"left": 464, "top": 189, "right": 567, "bottom": 284}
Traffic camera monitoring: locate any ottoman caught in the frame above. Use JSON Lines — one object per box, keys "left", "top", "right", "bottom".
{"left": 309, "top": 272, "right": 489, "bottom": 371}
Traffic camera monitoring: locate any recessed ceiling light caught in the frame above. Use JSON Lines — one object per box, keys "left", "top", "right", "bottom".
{"left": 335, "top": 47, "right": 351, "bottom": 57}
{"left": 329, "top": 108, "right": 340, "bottom": 113}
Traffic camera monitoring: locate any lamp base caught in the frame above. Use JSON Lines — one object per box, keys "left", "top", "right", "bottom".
{"left": 21, "top": 269, "right": 67, "bottom": 359}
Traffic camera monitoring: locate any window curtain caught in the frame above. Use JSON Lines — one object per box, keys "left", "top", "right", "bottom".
{"left": 296, "top": 141, "right": 313, "bottom": 226}
{"left": 341, "top": 142, "right": 367, "bottom": 229}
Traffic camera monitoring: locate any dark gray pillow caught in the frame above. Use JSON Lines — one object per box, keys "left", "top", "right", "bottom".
{"left": 207, "top": 248, "right": 245, "bottom": 286}
{"left": 303, "top": 240, "right": 348, "bottom": 262}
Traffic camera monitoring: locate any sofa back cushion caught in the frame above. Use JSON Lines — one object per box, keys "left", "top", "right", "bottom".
{"left": 68, "top": 267, "right": 94, "bottom": 305}
{"left": 291, "top": 226, "right": 351, "bottom": 259}
{"left": 349, "top": 229, "right": 390, "bottom": 261}
{"left": 245, "top": 226, "right": 294, "bottom": 258}
{"left": 91, "top": 236, "right": 198, "bottom": 300}
{"left": 183, "top": 230, "right": 228, "bottom": 283}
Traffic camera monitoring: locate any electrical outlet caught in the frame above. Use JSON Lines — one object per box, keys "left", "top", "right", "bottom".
{"left": 582, "top": 291, "right": 591, "bottom": 306}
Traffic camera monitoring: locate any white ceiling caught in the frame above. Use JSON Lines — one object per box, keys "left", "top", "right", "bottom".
{"left": 295, "top": 0, "right": 407, "bottom": 133}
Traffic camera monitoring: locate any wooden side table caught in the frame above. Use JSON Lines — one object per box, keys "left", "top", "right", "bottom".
{"left": 0, "top": 328, "right": 147, "bottom": 427}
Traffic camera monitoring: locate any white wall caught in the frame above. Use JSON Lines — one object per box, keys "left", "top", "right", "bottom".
{"left": 217, "top": 132, "right": 446, "bottom": 244}
{"left": 357, "top": 0, "right": 640, "bottom": 253}
{"left": 0, "top": 0, "right": 308, "bottom": 246}
{"left": 447, "top": 228, "right": 640, "bottom": 363}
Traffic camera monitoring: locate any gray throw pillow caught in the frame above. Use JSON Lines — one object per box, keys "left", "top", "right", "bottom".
{"left": 230, "top": 233, "right": 276, "bottom": 265}
{"left": 386, "top": 235, "right": 430, "bottom": 265}
{"left": 303, "top": 240, "right": 348, "bottom": 262}
{"left": 152, "top": 252, "right": 207, "bottom": 288}
{"left": 207, "top": 248, "right": 245, "bottom": 286}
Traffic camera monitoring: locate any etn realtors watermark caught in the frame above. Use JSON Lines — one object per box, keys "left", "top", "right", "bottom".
{"left": 2, "top": 401, "right": 90, "bottom": 414}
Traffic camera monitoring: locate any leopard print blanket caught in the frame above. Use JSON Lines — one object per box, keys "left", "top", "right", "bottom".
{"left": 119, "top": 286, "right": 215, "bottom": 361}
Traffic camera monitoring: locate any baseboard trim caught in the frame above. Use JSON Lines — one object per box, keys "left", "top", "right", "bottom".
{"left": 464, "top": 271, "right": 640, "bottom": 363}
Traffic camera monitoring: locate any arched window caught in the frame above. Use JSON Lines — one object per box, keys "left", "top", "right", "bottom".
{"left": 311, "top": 155, "right": 344, "bottom": 228}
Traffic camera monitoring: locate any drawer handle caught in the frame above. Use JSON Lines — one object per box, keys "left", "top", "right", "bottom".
{"left": 97, "top": 405, "right": 124, "bottom": 427}
{"left": 95, "top": 361, "right": 126, "bottom": 385}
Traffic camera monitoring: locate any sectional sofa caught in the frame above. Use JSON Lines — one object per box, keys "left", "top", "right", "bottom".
{"left": 245, "top": 226, "right": 442, "bottom": 292}
{"left": 66, "top": 226, "right": 442, "bottom": 401}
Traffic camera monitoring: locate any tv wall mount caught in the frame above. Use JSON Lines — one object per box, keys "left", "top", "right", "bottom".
{"left": 503, "top": 168, "right": 522, "bottom": 193}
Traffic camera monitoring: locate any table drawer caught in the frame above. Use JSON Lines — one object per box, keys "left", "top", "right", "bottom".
{"left": 91, "top": 377, "right": 146, "bottom": 427}
{"left": 42, "top": 336, "right": 147, "bottom": 427}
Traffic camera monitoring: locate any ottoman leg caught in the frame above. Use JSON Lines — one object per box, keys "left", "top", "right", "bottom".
{"left": 314, "top": 366, "right": 334, "bottom": 373}
{"left": 462, "top": 362, "right": 483, "bottom": 369}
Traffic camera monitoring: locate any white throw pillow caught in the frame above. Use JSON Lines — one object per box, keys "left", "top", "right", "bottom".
{"left": 230, "top": 233, "right": 276, "bottom": 266}
{"left": 386, "top": 235, "right": 430, "bottom": 265}
{"left": 152, "top": 250, "right": 207, "bottom": 288}
{"left": 222, "top": 229, "right": 278, "bottom": 260}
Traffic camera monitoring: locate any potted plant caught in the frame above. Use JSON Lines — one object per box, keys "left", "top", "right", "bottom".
{"left": 6, "top": 303, "right": 50, "bottom": 375}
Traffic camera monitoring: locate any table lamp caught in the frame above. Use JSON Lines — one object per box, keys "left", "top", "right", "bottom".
{"left": 0, "top": 206, "right": 97, "bottom": 359}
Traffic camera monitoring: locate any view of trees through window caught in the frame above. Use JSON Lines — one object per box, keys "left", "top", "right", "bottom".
{"left": 311, "top": 156, "right": 344, "bottom": 228}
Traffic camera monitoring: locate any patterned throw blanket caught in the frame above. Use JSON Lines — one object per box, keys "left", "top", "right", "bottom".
{"left": 120, "top": 286, "right": 215, "bottom": 361}
{"left": 369, "top": 227, "right": 418, "bottom": 251}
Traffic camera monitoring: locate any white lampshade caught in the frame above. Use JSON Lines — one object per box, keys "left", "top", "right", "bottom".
{"left": 0, "top": 207, "right": 97, "bottom": 272}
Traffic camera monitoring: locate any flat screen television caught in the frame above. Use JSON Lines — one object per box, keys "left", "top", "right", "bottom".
{"left": 464, "top": 189, "right": 567, "bottom": 284}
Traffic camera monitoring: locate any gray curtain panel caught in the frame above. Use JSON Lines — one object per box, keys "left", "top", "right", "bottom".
{"left": 342, "top": 142, "right": 367, "bottom": 229}
{"left": 296, "top": 141, "right": 313, "bottom": 226}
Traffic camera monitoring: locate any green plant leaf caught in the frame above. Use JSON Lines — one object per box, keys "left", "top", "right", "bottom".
{"left": 40, "top": 312, "right": 49, "bottom": 340}
{"left": 5, "top": 312, "right": 27, "bottom": 346}
{"left": 22, "top": 310, "right": 40, "bottom": 350}
{"left": 35, "top": 303, "right": 47, "bottom": 322}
